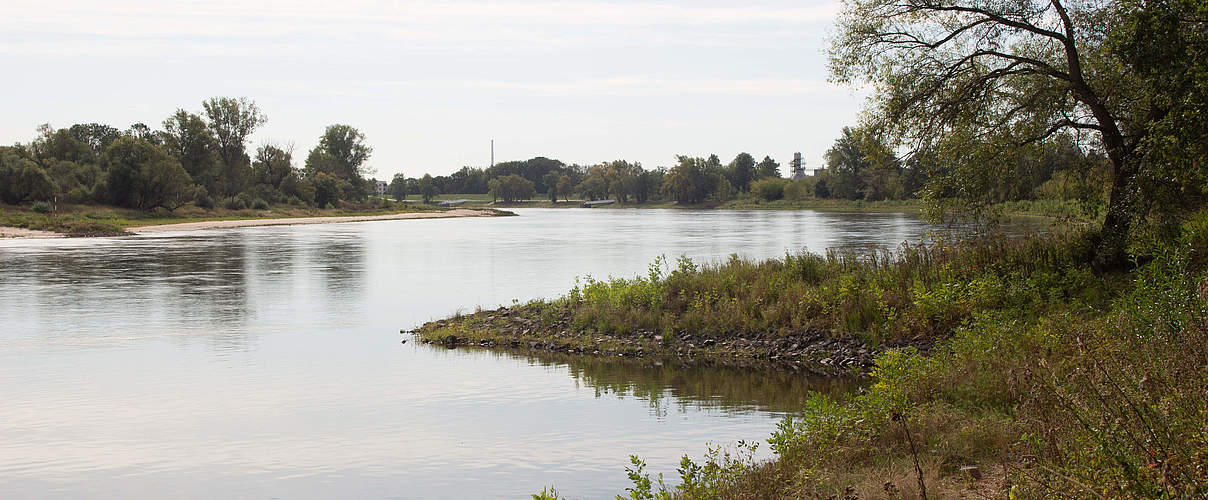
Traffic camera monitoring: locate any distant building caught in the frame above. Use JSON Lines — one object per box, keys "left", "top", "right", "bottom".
{"left": 789, "top": 152, "right": 807, "bottom": 181}
{"left": 373, "top": 180, "right": 388, "bottom": 196}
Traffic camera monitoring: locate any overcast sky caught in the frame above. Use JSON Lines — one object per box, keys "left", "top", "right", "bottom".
{"left": 2, "top": 0, "right": 865, "bottom": 179}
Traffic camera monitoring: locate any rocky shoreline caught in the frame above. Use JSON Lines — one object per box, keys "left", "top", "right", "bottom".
{"left": 411, "top": 305, "right": 934, "bottom": 376}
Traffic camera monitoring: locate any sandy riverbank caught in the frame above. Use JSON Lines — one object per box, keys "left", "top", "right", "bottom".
{"left": 130, "top": 208, "right": 502, "bottom": 234}
{"left": 1, "top": 208, "right": 504, "bottom": 239}
{"left": 0, "top": 227, "right": 65, "bottom": 239}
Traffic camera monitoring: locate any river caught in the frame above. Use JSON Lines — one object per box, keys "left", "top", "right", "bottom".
{"left": 0, "top": 208, "right": 934, "bottom": 499}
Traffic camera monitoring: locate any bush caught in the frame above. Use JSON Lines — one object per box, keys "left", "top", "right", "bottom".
{"left": 31, "top": 201, "right": 52, "bottom": 214}
{"left": 784, "top": 179, "right": 813, "bottom": 200}
{"left": 251, "top": 198, "right": 269, "bottom": 210}
{"left": 222, "top": 197, "right": 247, "bottom": 210}
{"left": 751, "top": 177, "right": 787, "bottom": 201}
{"left": 195, "top": 189, "right": 215, "bottom": 209}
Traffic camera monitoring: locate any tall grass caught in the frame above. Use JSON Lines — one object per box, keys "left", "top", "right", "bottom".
{"left": 604, "top": 210, "right": 1208, "bottom": 499}
{"left": 561, "top": 229, "right": 1103, "bottom": 346}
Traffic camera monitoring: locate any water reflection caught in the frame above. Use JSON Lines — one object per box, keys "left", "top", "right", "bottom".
{"left": 0, "top": 228, "right": 369, "bottom": 352}
{"left": 434, "top": 344, "right": 858, "bottom": 416}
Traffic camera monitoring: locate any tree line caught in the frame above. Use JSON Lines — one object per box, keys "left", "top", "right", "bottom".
{"left": 0, "top": 97, "right": 375, "bottom": 210}
{"left": 392, "top": 130, "right": 1106, "bottom": 208}
{"left": 390, "top": 153, "right": 785, "bottom": 204}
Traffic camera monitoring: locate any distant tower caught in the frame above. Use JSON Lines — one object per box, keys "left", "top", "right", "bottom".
{"left": 790, "top": 152, "right": 806, "bottom": 180}
{"left": 490, "top": 140, "right": 494, "bottom": 168}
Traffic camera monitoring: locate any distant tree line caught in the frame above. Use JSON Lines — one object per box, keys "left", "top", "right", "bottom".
{"left": 391, "top": 130, "right": 1105, "bottom": 209}
{"left": 393, "top": 153, "right": 786, "bottom": 205}
{"left": 746, "top": 127, "right": 1109, "bottom": 211}
{"left": 0, "top": 97, "right": 375, "bottom": 210}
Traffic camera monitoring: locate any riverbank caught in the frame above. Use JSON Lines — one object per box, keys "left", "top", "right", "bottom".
{"left": 414, "top": 304, "right": 927, "bottom": 375}
{"left": 131, "top": 208, "right": 509, "bottom": 233}
{"left": 418, "top": 195, "right": 927, "bottom": 212}
{"left": 419, "top": 212, "right": 1208, "bottom": 498}
{"left": 0, "top": 203, "right": 512, "bottom": 238}
{"left": 415, "top": 232, "right": 1093, "bottom": 376}
{"left": 419, "top": 194, "right": 1097, "bottom": 222}
{"left": 0, "top": 226, "right": 64, "bottom": 239}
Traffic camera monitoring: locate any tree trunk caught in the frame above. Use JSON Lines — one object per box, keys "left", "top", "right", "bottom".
{"left": 1093, "top": 163, "right": 1137, "bottom": 273}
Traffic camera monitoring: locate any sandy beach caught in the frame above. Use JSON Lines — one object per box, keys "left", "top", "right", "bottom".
{"left": 130, "top": 208, "right": 499, "bottom": 234}
{"left": 0, "top": 227, "right": 65, "bottom": 239}
{"left": 1, "top": 209, "right": 501, "bottom": 239}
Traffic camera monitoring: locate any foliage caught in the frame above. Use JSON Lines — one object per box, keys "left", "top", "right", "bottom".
{"left": 102, "top": 136, "right": 193, "bottom": 210}
{"left": 584, "top": 211, "right": 1208, "bottom": 499}
{"left": 751, "top": 177, "right": 788, "bottom": 202}
{"left": 488, "top": 174, "right": 536, "bottom": 203}
{"left": 756, "top": 156, "right": 781, "bottom": 179}
{"left": 419, "top": 173, "right": 438, "bottom": 203}
{"left": 828, "top": 0, "right": 1208, "bottom": 269}
{"left": 662, "top": 156, "right": 714, "bottom": 204}
{"left": 0, "top": 148, "right": 55, "bottom": 204}
{"left": 543, "top": 171, "right": 561, "bottom": 202}
{"left": 304, "top": 124, "right": 373, "bottom": 198}
{"left": 161, "top": 109, "right": 221, "bottom": 195}
{"left": 727, "top": 152, "right": 757, "bottom": 192}
{"left": 202, "top": 97, "right": 265, "bottom": 197}
{"left": 387, "top": 173, "right": 408, "bottom": 200}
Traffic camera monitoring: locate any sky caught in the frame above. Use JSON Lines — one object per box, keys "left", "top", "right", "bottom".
{"left": 1, "top": 0, "right": 866, "bottom": 179}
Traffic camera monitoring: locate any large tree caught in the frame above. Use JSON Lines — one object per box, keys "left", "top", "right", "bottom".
{"left": 305, "top": 124, "right": 373, "bottom": 198}
{"left": 728, "top": 153, "right": 757, "bottom": 192}
{"left": 830, "top": 0, "right": 1206, "bottom": 270}
{"left": 419, "top": 173, "right": 437, "bottom": 203}
{"left": 161, "top": 110, "right": 220, "bottom": 195}
{"left": 756, "top": 156, "right": 781, "bottom": 179}
{"left": 202, "top": 97, "right": 266, "bottom": 196}
{"left": 252, "top": 143, "right": 296, "bottom": 191}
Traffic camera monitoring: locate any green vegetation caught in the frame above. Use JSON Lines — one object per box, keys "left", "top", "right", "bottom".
{"left": 451, "top": 211, "right": 1205, "bottom": 498}
{"left": 420, "top": 0, "right": 1206, "bottom": 494}
{"left": 0, "top": 97, "right": 426, "bottom": 234}
{"left": 829, "top": 0, "right": 1207, "bottom": 271}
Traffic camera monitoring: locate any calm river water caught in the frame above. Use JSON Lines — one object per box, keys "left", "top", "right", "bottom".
{"left": 0, "top": 208, "right": 933, "bottom": 499}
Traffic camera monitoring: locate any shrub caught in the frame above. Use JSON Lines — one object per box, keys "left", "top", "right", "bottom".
{"left": 221, "top": 197, "right": 246, "bottom": 210}
{"left": 251, "top": 198, "right": 269, "bottom": 210}
{"left": 784, "top": 179, "right": 813, "bottom": 200}
{"left": 31, "top": 201, "right": 52, "bottom": 214}
{"left": 195, "top": 188, "right": 215, "bottom": 209}
{"left": 751, "top": 177, "right": 787, "bottom": 201}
